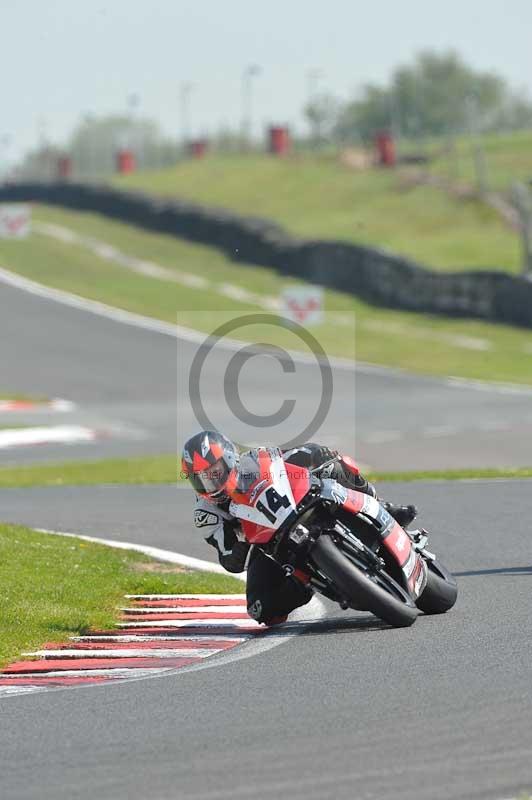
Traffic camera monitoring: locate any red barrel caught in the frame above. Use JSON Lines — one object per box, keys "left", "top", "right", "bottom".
{"left": 189, "top": 139, "right": 208, "bottom": 159}
{"left": 57, "top": 156, "right": 72, "bottom": 180}
{"left": 116, "top": 149, "right": 136, "bottom": 174}
{"left": 374, "top": 131, "right": 396, "bottom": 167}
{"left": 268, "top": 126, "right": 291, "bottom": 156}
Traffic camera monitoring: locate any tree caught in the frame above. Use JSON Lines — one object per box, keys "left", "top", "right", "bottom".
{"left": 15, "top": 144, "right": 63, "bottom": 181}
{"left": 16, "top": 114, "right": 182, "bottom": 179}
{"left": 335, "top": 50, "right": 532, "bottom": 143}
{"left": 68, "top": 114, "right": 179, "bottom": 175}
{"left": 304, "top": 92, "right": 340, "bottom": 145}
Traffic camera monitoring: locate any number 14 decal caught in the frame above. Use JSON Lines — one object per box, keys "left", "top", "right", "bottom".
{"left": 256, "top": 487, "right": 291, "bottom": 524}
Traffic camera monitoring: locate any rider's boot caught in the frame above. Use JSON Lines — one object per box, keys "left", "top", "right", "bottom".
{"left": 383, "top": 502, "right": 418, "bottom": 528}
{"left": 360, "top": 477, "right": 418, "bottom": 528}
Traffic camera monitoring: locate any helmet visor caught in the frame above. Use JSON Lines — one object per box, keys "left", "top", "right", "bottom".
{"left": 188, "top": 457, "right": 232, "bottom": 496}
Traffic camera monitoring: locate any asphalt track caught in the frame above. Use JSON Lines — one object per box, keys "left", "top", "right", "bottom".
{"left": 1, "top": 479, "right": 532, "bottom": 800}
{"left": 2, "top": 274, "right": 532, "bottom": 470}
{"left": 2, "top": 275, "right": 532, "bottom": 799}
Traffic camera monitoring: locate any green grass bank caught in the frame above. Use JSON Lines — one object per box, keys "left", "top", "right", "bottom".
{"left": 0, "top": 524, "right": 243, "bottom": 669}
{"left": 114, "top": 151, "right": 520, "bottom": 272}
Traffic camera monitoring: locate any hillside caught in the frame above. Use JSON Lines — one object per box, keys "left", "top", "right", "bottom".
{"left": 429, "top": 130, "right": 532, "bottom": 192}
{"left": 113, "top": 150, "right": 520, "bottom": 273}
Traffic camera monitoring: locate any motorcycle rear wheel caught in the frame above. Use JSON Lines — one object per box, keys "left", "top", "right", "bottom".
{"left": 312, "top": 535, "right": 418, "bottom": 628}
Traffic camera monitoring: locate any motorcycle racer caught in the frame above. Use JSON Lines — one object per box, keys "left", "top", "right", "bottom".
{"left": 181, "top": 430, "right": 417, "bottom": 626}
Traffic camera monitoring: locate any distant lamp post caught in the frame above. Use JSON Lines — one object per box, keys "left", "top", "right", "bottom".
{"left": 511, "top": 182, "right": 532, "bottom": 277}
{"left": 306, "top": 68, "right": 323, "bottom": 146}
{"left": 0, "top": 134, "right": 11, "bottom": 181}
{"left": 127, "top": 92, "right": 141, "bottom": 163}
{"left": 82, "top": 112, "right": 96, "bottom": 179}
{"left": 127, "top": 92, "right": 140, "bottom": 113}
{"left": 36, "top": 116, "right": 49, "bottom": 180}
{"left": 241, "top": 64, "right": 261, "bottom": 150}
{"left": 465, "top": 93, "right": 488, "bottom": 195}
{"left": 37, "top": 115, "right": 48, "bottom": 148}
{"left": 388, "top": 88, "right": 401, "bottom": 145}
{"left": 180, "top": 82, "right": 194, "bottom": 155}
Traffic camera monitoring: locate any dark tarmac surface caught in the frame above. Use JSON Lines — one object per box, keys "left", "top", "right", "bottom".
{"left": 1, "top": 480, "right": 532, "bottom": 800}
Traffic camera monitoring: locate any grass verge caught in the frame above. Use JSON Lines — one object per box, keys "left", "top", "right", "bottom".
{"left": 0, "top": 454, "right": 531, "bottom": 489}
{"left": 0, "top": 523, "right": 243, "bottom": 669}
{"left": 0, "top": 425, "right": 34, "bottom": 430}
{"left": 0, "top": 393, "right": 48, "bottom": 402}
{"left": 369, "top": 467, "right": 532, "bottom": 482}
{"left": 0, "top": 454, "right": 179, "bottom": 488}
{"left": 1, "top": 205, "right": 532, "bottom": 385}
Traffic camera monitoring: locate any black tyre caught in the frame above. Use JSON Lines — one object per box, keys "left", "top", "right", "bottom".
{"left": 416, "top": 561, "right": 458, "bottom": 615}
{"left": 312, "top": 535, "right": 418, "bottom": 628}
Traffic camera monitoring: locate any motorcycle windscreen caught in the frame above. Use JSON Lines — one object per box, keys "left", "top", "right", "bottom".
{"left": 228, "top": 448, "right": 301, "bottom": 543}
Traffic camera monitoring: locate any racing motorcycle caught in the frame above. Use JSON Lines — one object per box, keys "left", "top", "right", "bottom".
{"left": 228, "top": 448, "right": 457, "bottom": 628}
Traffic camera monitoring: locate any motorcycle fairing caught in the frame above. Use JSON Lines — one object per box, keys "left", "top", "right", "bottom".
{"left": 228, "top": 447, "right": 310, "bottom": 544}
{"left": 340, "top": 488, "right": 427, "bottom": 597}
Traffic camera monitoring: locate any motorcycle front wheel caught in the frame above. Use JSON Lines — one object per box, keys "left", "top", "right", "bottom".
{"left": 311, "top": 535, "right": 418, "bottom": 628}
{"left": 416, "top": 559, "right": 458, "bottom": 614}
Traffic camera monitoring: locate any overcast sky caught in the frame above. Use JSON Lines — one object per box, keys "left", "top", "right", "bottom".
{"left": 3, "top": 0, "right": 532, "bottom": 162}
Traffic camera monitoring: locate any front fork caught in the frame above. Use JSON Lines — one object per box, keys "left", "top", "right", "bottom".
{"left": 408, "top": 528, "right": 456, "bottom": 588}
{"left": 408, "top": 528, "right": 437, "bottom": 561}
{"left": 295, "top": 523, "right": 385, "bottom": 608}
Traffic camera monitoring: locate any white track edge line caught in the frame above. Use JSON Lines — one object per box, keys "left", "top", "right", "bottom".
{"left": 121, "top": 605, "right": 247, "bottom": 614}
{"left": 34, "top": 527, "right": 246, "bottom": 578}
{"left": 23, "top": 649, "right": 225, "bottom": 659}
{"left": 73, "top": 635, "right": 250, "bottom": 642}
{"left": 124, "top": 593, "right": 246, "bottom": 599}
{"left": 117, "top": 621, "right": 259, "bottom": 629}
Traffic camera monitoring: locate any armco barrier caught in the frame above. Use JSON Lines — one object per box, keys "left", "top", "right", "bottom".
{"left": 1, "top": 181, "right": 531, "bottom": 328}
